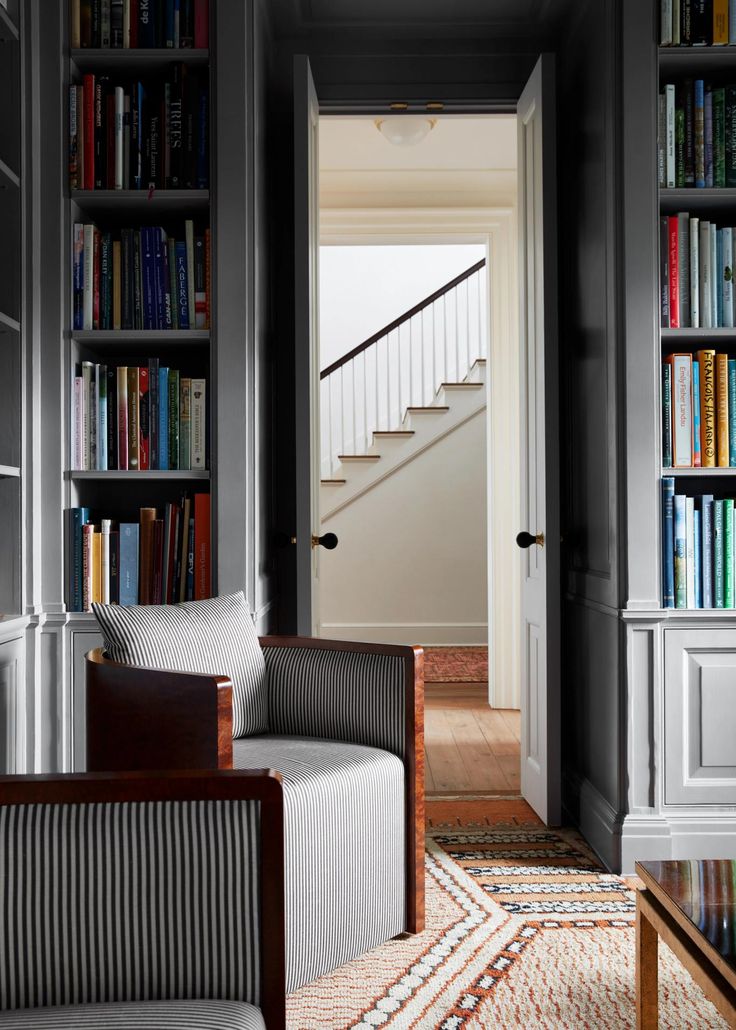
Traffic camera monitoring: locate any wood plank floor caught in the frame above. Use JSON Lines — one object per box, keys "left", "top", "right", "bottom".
{"left": 425, "top": 683, "right": 520, "bottom": 796}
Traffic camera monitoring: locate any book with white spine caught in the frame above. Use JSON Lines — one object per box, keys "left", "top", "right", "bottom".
{"left": 114, "top": 86, "right": 124, "bottom": 189}
{"left": 686, "top": 496, "right": 695, "bottom": 608}
{"left": 700, "top": 220, "right": 712, "bottom": 328}
{"left": 690, "top": 215, "right": 700, "bottom": 327}
{"left": 671, "top": 353, "right": 693, "bottom": 467}
{"left": 191, "top": 378, "right": 206, "bottom": 469}
{"left": 666, "top": 83, "right": 676, "bottom": 188}
{"left": 724, "top": 226, "right": 734, "bottom": 328}
{"left": 710, "top": 221, "right": 718, "bottom": 324}
{"left": 101, "top": 519, "right": 112, "bottom": 605}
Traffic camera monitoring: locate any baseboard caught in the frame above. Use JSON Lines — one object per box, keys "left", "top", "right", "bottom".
{"left": 562, "top": 771, "right": 623, "bottom": 872}
{"left": 318, "top": 622, "right": 487, "bottom": 646}
{"left": 620, "top": 812, "right": 736, "bottom": 874}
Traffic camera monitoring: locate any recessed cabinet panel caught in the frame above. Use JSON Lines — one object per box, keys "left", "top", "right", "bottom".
{"left": 0, "top": 634, "right": 23, "bottom": 773}
{"left": 665, "top": 629, "right": 736, "bottom": 805}
{"left": 0, "top": 328, "right": 20, "bottom": 467}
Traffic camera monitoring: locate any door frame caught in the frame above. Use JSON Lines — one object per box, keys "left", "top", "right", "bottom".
{"left": 318, "top": 207, "right": 521, "bottom": 710}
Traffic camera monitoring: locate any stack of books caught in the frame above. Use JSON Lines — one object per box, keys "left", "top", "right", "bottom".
{"left": 72, "top": 220, "right": 209, "bottom": 331}
{"left": 72, "top": 363, "right": 205, "bottom": 471}
{"left": 70, "top": 0, "right": 209, "bottom": 50}
{"left": 663, "top": 350, "right": 736, "bottom": 467}
{"left": 67, "top": 494, "right": 211, "bottom": 611}
{"left": 662, "top": 478, "right": 736, "bottom": 607}
{"left": 660, "top": 1, "right": 736, "bottom": 47}
{"left": 659, "top": 80, "right": 736, "bottom": 190}
{"left": 660, "top": 214, "right": 736, "bottom": 328}
{"left": 69, "top": 66, "right": 208, "bottom": 191}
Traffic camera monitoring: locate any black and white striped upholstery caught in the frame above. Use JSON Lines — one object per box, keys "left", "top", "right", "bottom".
{"left": 0, "top": 1000, "right": 266, "bottom": 1028}
{"left": 233, "top": 735, "right": 405, "bottom": 992}
{"left": 0, "top": 801, "right": 262, "bottom": 1012}
{"left": 263, "top": 646, "right": 407, "bottom": 759}
{"left": 92, "top": 592, "right": 267, "bottom": 737}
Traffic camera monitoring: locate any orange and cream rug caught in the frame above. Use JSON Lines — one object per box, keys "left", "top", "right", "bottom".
{"left": 287, "top": 824, "right": 727, "bottom": 1029}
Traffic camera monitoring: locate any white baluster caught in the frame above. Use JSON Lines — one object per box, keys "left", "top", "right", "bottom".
{"left": 420, "top": 309, "right": 426, "bottom": 409}
{"left": 478, "top": 270, "right": 484, "bottom": 359}
{"left": 363, "top": 350, "right": 368, "bottom": 452}
{"left": 408, "top": 316, "right": 413, "bottom": 412}
{"left": 443, "top": 295, "right": 448, "bottom": 389}
{"left": 454, "top": 283, "right": 460, "bottom": 381}
{"left": 328, "top": 376, "right": 334, "bottom": 475}
{"left": 466, "top": 278, "right": 471, "bottom": 375}
{"left": 351, "top": 359, "right": 356, "bottom": 455}
{"left": 375, "top": 342, "right": 380, "bottom": 435}
{"left": 386, "top": 332, "right": 391, "bottom": 433}
{"left": 340, "top": 366, "right": 345, "bottom": 461}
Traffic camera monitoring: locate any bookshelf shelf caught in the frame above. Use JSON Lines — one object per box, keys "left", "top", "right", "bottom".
{"left": 69, "top": 470, "right": 209, "bottom": 480}
{"left": 71, "top": 189, "right": 210, "bottom": 215}
{"left": 663, "top": 467, "right": 736, "bottom": 476}
{"left": 661, "top": 328, "right": 736, "bottom": 340}
{"left": 69, "top": 329, "right": 209, "bottom": 342}
{"left": 659, "top": 45, "right": 736, "bottom": 75}
{"left": 70, "top": 48, "right": 209, "bottom": 72}
{"left": 659, "top": 188, "right": 736, "bottom": 213}
{"left": 0, "top": 466, "right": 20, "bottom": 479}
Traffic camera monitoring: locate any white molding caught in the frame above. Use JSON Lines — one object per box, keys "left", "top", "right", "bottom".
{"left": 563, "top": 772, "right": 622, "bottom": 872}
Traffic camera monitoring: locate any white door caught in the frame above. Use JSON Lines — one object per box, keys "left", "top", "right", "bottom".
{"left": 293, "top": 56, "right": 322, "bottom": 636}
{"left": 517, "top": 55, "right": 561, "bottom": 825}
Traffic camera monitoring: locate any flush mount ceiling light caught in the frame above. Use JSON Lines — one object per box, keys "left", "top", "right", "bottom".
{"left": 374, "top": 116, "right": 438, "bottom": 147}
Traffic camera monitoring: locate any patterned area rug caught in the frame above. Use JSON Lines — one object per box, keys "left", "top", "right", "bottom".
{"left": 287, "top": 825, "right": 727, "bottom": 1029}
{"left": 423, "top": 647, "right": 488, "bottom": 683}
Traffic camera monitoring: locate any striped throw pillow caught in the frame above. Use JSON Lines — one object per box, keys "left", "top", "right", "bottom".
{"left": 92, "top": 591, "right": 267, "bottom": 737}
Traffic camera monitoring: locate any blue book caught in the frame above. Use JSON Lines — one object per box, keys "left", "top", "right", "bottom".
{"left": 69, "top": 507, "right": 89, "bottom": 612}
{"left": 165, "top": 0, "right": 175, "bottom": 45}
{"left": 138, "top": 0, "right": 156, "bottom": 48}
{"left": 133, "top": 82, "right": 145, "bottom": 189}
{"left": 152, "top": 228, "right": 168, "bottom": 329}
{"left": 148, "top": 356, "right": 159, "bottom": 470}
{"left": 160, "top": 230, "right": 173, "bottom": 328}
{"left": 662, "top": 477, "right": 675, "bottom": 608}
{"left": 159, "top": 366, "right": 170, "bottom": 470}
{"left": 175, "top": 241, "right": 190, "bottom": 329}
{"left": 119, "top": 523, "right": 139, "bottom": 606}
{"left": 197, "top": 86, "right": 208, "bottom": 188}
{"left": 702, "top": 494, "right": 714, "bottom": 607}
{"left": 674, "top": 493, "right": 687, "bottom": 608}
{"left": 694, "top": 508, "right": 702, "bottom": 608}
{"left": 141, "top": 226, "right": 156, "bottom": 330}
{"left": 693, "top": 361, "right": 701, "bottom": 467}
{"left": 714, "top": 499, "right": 725, "bottom": 608}
{"left": 717, "top": 230, "right": 724, "bottom": 326}
{"left": 695, "top": 80, "right": 706, "bottom": 188}
{"left": 729, "top": 360, "right": 736, "bottom": 466}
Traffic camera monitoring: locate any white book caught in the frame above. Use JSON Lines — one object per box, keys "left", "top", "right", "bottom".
{"left": 661, "top": 0, "right": 673, "bottom": 44}
{"left": 96, "top": 363, "right": 107, "bottom": 471}
{"left": 658, "top": 93, "right": 666, "bottom": 189}
{"left": 686, "top": 497, "right": 695, "bottom": 608}
{"left": 724, "top": 227, "right": 734, "bottom": 328}
{"left": 114, "top": 87, "right": 124, "bottom": 190}
{"left": 191, "top": 378, "right": 206, "bottom": 469}
{"left": 666, "top": 84, "right": 676, "bottom": 188}
{"left": 700, "top": 220, "right": 712, "bottom": 328}
{"left": 672, "top": 0, "right": 680, "bottom": 44}
{"left": 101, "top": 519, "right": 112, "bottom": 605}
{"left": 117, "top": 366, "right": 128, "bottom": 471}
{"left": 690, "top": 216, "right": 700, "bottom": 328}
{"left": 73, "top": 375, "right": 84, "bottom": 471}
{"left": 710, "top": 221, "right": 718, "bottom": 327}
{"left": 671, "top": 353, "right": 693, "bottom": 467}
{"left": 83, "top": 223, "right": 94, "bottom": 331}
{"left": 185, "top": 219, "right": 196, "bottom": 327}
{"left": 678, "top": 213, "right": 691, "bottom": 327}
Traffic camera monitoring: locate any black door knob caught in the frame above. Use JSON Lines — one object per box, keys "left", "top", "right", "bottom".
{"left": 311, "top": 532, "right": 338, "bottom": 550}
{"left": 516, "top": 531, "right": 544, "bottom": 549}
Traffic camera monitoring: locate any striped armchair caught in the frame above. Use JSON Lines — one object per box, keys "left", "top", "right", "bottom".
{"left": 0, "top": 770, "right": 285, "bottom": 1029}
{"left": 86, "top": 633, "right": 424, "bottom": 994}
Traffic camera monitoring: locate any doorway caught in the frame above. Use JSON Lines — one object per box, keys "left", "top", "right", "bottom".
{"left": 315, "top": 113, "right": 521, "bottom": 798}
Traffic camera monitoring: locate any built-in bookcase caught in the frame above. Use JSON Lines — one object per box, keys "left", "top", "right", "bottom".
{"left": 66, "top": 16, "right": 213, "bottom": 611}
{"left": 658, "top": 38, "right": 736, "bottom": 610}
{"left": 0, "top": 0, "right": 23, "bottom": 620}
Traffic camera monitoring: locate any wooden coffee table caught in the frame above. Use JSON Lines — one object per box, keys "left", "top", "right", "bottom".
{"left": 635, "top": 860, "right": 736, "bottom": 1028}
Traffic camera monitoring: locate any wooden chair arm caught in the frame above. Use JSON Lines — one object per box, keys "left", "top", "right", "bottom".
{"left": 85, "top": 647, "right": 234, "bottom": 772}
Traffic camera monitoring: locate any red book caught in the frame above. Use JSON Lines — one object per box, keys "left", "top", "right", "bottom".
{"left": 193, "top": 492, "right": 211, "bottom": 599}
{"left": 139, "top": 507, "right": 156, "bottom": 605}
{"left": 106, "top": 93, "right": 115, "bottom": 189}
{"left": 83, "top": 74, "right": 95, "bottom": 189}
{"left": 668, "top": 215, "right": 680, "bottom": 329}
{"left": 138, "top": 366, "right": 150, "bottom": 469}
{"left": 164, "top": 503, "right": 179, "bottom": 603}
{"left": 152, "top": 518, "right": 164, "bottom": 605}
{"left": 194, "top": 0, "right": 209, "bottom": 47}
{"left": 129, "top": 0, "right": 139, "bottom": 47}
{"left": 93, "top": 228, "right": 101, "bottom": 330}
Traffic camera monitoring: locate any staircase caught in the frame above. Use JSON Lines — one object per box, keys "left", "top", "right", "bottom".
{"left": 320, "top": 259, "right": 488, "bottom": 520}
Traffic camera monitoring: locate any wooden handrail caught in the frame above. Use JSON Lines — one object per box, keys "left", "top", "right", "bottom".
{"left": 320, "top": 258, "right": 486, "bottom": 380}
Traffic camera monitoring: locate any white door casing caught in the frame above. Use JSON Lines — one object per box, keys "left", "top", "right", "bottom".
{"left": 517, "top": 55, "right": 561, "bottom": 824}
{"left": 293, "top": 56, "right": 322, "bottom": 636}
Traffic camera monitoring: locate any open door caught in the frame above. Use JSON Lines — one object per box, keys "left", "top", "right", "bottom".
{"left": 516, "top": 55, "right": 561, "bottom": 825}
{"left": 293, "top": 56, "right": 322, "bottom": 636}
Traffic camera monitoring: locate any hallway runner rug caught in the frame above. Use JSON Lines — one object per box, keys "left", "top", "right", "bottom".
{"left": 423, "top": 647, "right": 488, "bottom": 683}
{"left": 286, "top": 825, "right": 727, "bottom": 1029}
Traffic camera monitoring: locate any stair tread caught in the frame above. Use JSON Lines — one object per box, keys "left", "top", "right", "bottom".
{"left": 373, "top": 430, "right": 415, "bottom": 437}
{"left": 338, "top": 454, "right": 381, "bottom": 460}
{"left": 406, "top": 406, "right": 450, "bottom": 412}
{"left": 321, "top": 478, "right": 346, "bottom": 484}
{"left": 440, "top": 382, "right": 484, "bottom": 388}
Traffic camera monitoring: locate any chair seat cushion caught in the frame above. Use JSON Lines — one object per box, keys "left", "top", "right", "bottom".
{"left": 0, "top": 1000, "right": 266, "bottom": 1029}
{"left": 233, "top": 735, "right": 406, "bottom": 992}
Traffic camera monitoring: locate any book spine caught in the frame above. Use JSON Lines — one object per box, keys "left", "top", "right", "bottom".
{"left": 663, "top": 363, "right": 673, "bottom": 468}
{"left": 99, "top": 232, "right": 110, "bottom": 330}
{"left": 101, "top": 518, "right": 111, "bottom": 605}
{"left": 671, "top": 354, "right": 693, "bottom": 466}
{"left": 714, "top": 0, "right": 728, "bottom": 41}
{"left": 692, "top": 360, "right": 702, "bottom": 467}
{"left": 726, "top": 501, "right": 735, "bottom": 606}
{"left": 111, "top": 0, "right": 123, "bottom": 45}
{"left": 159, "top": 367, "right": 169, "bottom": 469}
{"left": 127, "top": 366, "right": 140, "bottom": 469}
{"left": 660, "top": 216, "right": 670, "bottom": 328}
{"left": 197, "top": 85, "right": 208, "bottom": 188}
{"left": 123, "top": 93, "right": 130, "bottom": 188}
{"left": 724, "top": 226, "right": 734, "bottom": 328}
{"left": 73, "top": 375, "right": 84, "bottom": 470}
{"left": 119, "top": 524, "right": 139, "bottom": 606}
{"left": 694, "top": 507, "right": 702, "bottom": 608}
{"left": 151, "top": 519, "right": 164, "bottom": 605}
{"left": 668, "top": 216, "right": 679, "bottom": 328}
{"left": 175, "top": 240, "right": 190, "bottom": 328}
{"left": 727, "top": 85, "right": 736, "bottom": 187}
{"left": 204, "top": 227, "right": 211, "bottom": 328}
{"left": 661, "top": 0, "right": 673, "bottom": 43}
{"left": 698, "top": 349, "right": 717, "bottom": 466}
{"left": 97, "top": 362, "right": 108, "bottom": 470}
{"left": 191, "top": 378, "right": 206, "bottom": 469}
{"left": 686, "top": 496, "right": 695, "bottom": 608}
{"left": 194, "top": 0, "right": 208, "bottom": 50}
{"left": 73, "top": 223, "right": 84, "bottom": 331}
{"left": 677, "top": 212, "right": 690, "bottom": 327}
{"left": 676, "top": 106, "right": 685, "bottom": 188}
{"left": 141, "top": 225, "right": 156, "bottom": 330}
{"left": 185, "top": 219, "right": 196, "bottom": 326}
{"left": 716, "top": 352, "right": 730, "bottom": 466}
{"left": 70, "top": 507, "right": 89, "bottom": 612}
{"left": 731, "top": 0, "right": 736, "bottom": 40}
{"left": 700, "top": 220, "right": 712, "bottom": 327}
{"left": 139, "top": 507, "right": 157, "bottom": 606}
{"left": 169, "top": 65, "right": 183, "bottom": 187}
{"left": 117, "top": 365, "right": 128, "bottom": 469}
{"left": 715, "top": 498, "right": 725, "bottom": 607}
{"left": 162, "top": 504, "right": 172, "bottom": 602}
{"left": 71, "top": 0, "right": 82, "bottom": 48}
{"left": 123, "top": 0, "right": 131, "bottom": 46}
{"left": 157, "top": 228, "right": 172, "bottom": 329}
{"left": 714, "top": 87, "right": 726, "bottom": 187}
{"left": 83, "top": 224, "right": 94, "bottom": 330}
{"left": 690, "top": 215, "right": 700, "bottom": 327}
{"left": 133, "top": 229, "right": 143, "bottom": 328}
{"left": 139, "top": 365, "right": 150, "bottom": 470}
{"left": 730, "top": 359, "right": 736, "bottom": 466}
{"left": 674, "top": 493, "right": 687, "bottom": 608}
{"left": 106, "top": 367, "right": 117, "bottom": 469}
{"left": 101, "top": 0, "right": 111, "bottom": 46}
{"left": 193, "top": 492, "right": 211, "bottom": 600}
{"left": 69, "top": 86, "right": 80, "bottom": 190}
{"left": 694, "top": 79, "right": 705, "bottom": 187}
{"left": 109, "top": 530, "right": 119, "bottom": 605}
{"left": 81, "top": 361, "right": 92, "bottom": 470}
{"left": 194, "top": 235, "right": 206, "bottom": 327}
{"left": 693, "top": 0, "right": 712, "bottom": 43}
{"left": 138, "top": 0, "right": 154, "bottom": 47}
{"left": 186, "top": 515, "right": 195, "bottom": 601}
{"left": 702, "top": 495, "right": 714, "bottom": 606}
{"left": 673, "top": 0, "right": 681, "bottom": 44}
{"left": 80, "top": 0, "right": 92, "bottom": 46}
{"left": 112, "top": 238, "right": 121, "bottom": 329}
{"left": 705, "top": 86, "right": 713, "bottom": 187}
{"left": 711, "top": 221, "right": 718, "bottom": 326}
{"left": 93, "top": 227, "right": 101, "bottom": 329}
{"left": 179, "top": 495, "right": 191, "bottom": 602}
{"left": 148, "top": 356, "right": 159, "bottom": 469}
{"left": 168, "top": 368, "right": 180, "bottom": 470}
{"left": 82, "top": 523, "right": 95, "bottom": 612}
{"left": 179, "top": 377, "right": 191, "bottom": 469}
{"left": 663, "top": 477, "right": 675, "bottom": 608}
{"left": 114, "top": 86, "right": 124, "bottom": 189}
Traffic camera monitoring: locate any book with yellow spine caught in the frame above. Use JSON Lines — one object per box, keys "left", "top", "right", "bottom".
{"left": 716, "top": 352, "right": 730, "bottom": 466}
{"left": 698, "top": 348, "right": 717, "bottom": 466}
{"left": 714, "top": 0, "right": 729, "bottom": 43}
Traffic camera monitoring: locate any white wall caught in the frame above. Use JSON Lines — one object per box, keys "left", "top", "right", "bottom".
{"left": 318, "top": 408, "right": 488, "bottom": 646}
{"left": 319, "top": 244, "right": 485, "bottom": 368}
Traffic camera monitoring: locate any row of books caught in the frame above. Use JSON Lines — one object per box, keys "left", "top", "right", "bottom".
{"left": 72, "top": 221, "right": 210, "bottom": 331}
{"left": 659, "top": 213, "right": 736, "bottom": 328}
{"left": 658, "top": 80, "right": 736, "bottom": 189}
{"left": 661, "top": 0, "right": 736, "bottom": 46}
{"left": 662, "top": 478, "right": 736, "bottom": 607}
{"left": 72, "top": 363, "right": 206, "bottom": 471}
{"left": 69, "top": 68, "right": 208, "bottom": 191}
{"left": 663, "top": 351, "right": 736, "bottom": 466}
{"left": 67, "top": 495, "right": 210, "bottom": 612}
{"left": 71, "top": 0, "right": 209, "bottom": 49}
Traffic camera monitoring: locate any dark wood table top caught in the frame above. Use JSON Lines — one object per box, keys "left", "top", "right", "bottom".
{"left": 636, "top": 860, "right": 736, "bottom": 982}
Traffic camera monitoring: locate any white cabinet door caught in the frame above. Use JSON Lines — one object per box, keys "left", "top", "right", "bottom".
{"left": 665, "top": 627, "right": 736, "bottom": 805}
{"left": 0, "top": 635, "right": 23, "bottom": 773}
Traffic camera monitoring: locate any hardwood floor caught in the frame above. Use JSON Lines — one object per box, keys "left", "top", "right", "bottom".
{"left": 424, "top": 683, "right": 521, "bottom": 796}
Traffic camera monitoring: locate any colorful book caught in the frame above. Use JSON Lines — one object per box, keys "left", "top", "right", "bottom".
{"left": 698, "top": 349, "right": 717, "bottom": 466}
{"left": 726, "top": 500, "right": 735, "bottom": 607}
{"left": 702, "top": 494, "right": 714, "bottom": 607}
{"left": 674, "top": 493, "right": 687, "bottom": 609}
{"left": 119, "top": 523, "right": 139, "bottom": 606}
{"left": 714, "top": 498, "right": 725, "bottom": 607}
{"left": 159, "top": 366, "right": 169, "bottom": 469}
{"left": 694, "top": 507, "right": 702, "bottom": 608}
{"left": 168, "top": 368, "right": 180, "bottom": 470}
{"left": 179, "top": 377, "right": 191, "bottom": 469}
{"left": 693, "top": 360, "right": 701, "bottom": 467}
{"left": 670, "top": 354, "right": 693, "bottom": 466}
{"left": 127, "top": 365, "right": 140, "bottom": 469}
{"left": 716, "top": 352, "right": 730, "bottom": 466}
{"left": 191, "top": 377, "right": 206, "bottom": 469}
{"left": 139, "top": 365, "right": 150, "bottom": 470}
{"left": 193, "top": 492, "right": 210, "bottom": 600}
{"left": 663, "top": 363, "right": 673, "bottom": 467}
{"left": 69, "top": 507, "right": 90, "bottom": 612}
{"left": 663, "top": 477, "right": 675, "bottom": 608}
